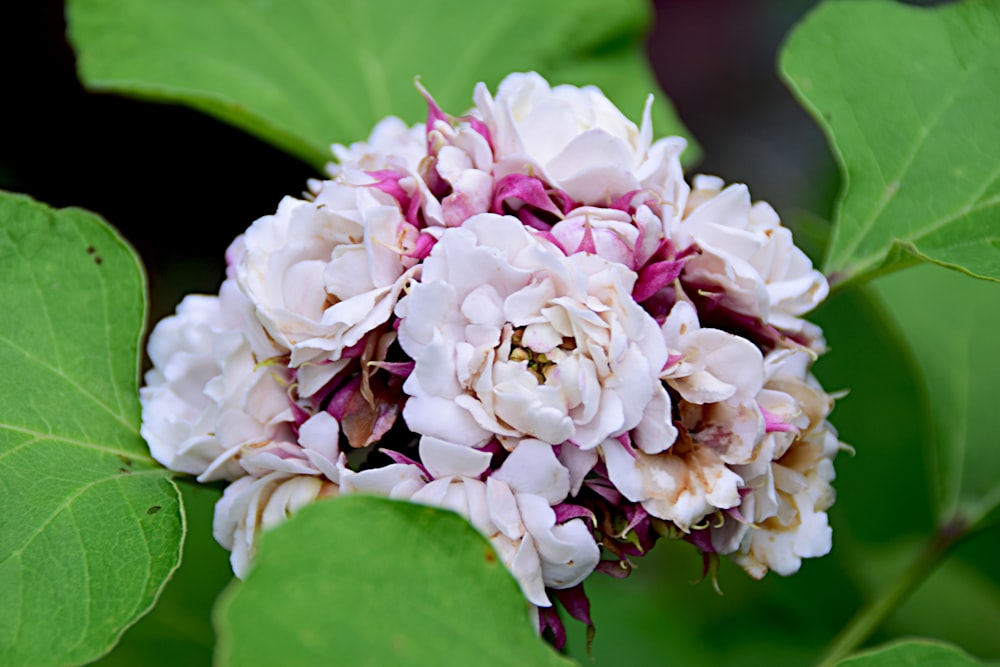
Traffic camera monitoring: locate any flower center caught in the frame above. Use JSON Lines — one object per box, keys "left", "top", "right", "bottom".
{"left": 507, "top": 326, "right": 577, "bottom": 383}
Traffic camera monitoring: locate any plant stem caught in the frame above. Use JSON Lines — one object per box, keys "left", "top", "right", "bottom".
{"left": 814, "top": 520, "right": 966, "bottom": 667}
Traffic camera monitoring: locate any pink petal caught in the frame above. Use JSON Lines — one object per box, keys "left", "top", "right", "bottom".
{"left": 462, "top": 115, "right": 494, "bottom": 153}
{"left": 404, "top": 233, "right": 436, "bottom": 260}
{"left": 633, "top": 259, "right": 688, "bottom": 302}
{"left": 365, "top": 169, "right": 411, "bottom": 210}
{"left": 595, "top": 559, "right": 632, "bottom": 578}
{"left": 575, "top": 222, "right": 596, "bottom": 254}
{"left": 761, "top": 405, "right": 798, "bottom": 433}
{"left": 553, "top": 503, "right": 596, "bottom": 526}
{"left": 491, "top": 174, "right": 562, "bottom": 216}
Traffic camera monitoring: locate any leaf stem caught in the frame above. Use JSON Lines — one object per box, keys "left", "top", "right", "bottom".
{"left": 815, "top": 519, "right": 966, "bottom": 667}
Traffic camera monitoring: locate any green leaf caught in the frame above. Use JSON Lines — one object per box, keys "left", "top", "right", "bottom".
{"left": 781, "top": 0, "right": 1000, "bottom": 285}
{"left": 214, "top": 496, "right": 574, "bottom": 667}
{"left": 0, "top": 191, "right": 183, "bottom": 667}
{"left": 835, "top": 639, "right": 990, "bottom": 667}
{"left": 67, "top": 0, "right": 696, "bottom": 171}
{"left": 91, "top": 483, "right": 231, "bottom": 667}
{"left": 873, "top": 263, "right": 1000, "bottom": 527}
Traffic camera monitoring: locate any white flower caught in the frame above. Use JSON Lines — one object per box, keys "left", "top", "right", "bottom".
{"left": 213, "top": 471, "right": 338, "bottom": 578}
{"left": 407, "top": 437, "right": 598, "bottom": 606}
{"left": 710, "top": 349, "right": 841, "bottom": 577}
{"left": 603, "top": 434, "right": 745, "bottom": 532}
{"left": 209, "top": 410, "right": 345, "bottom": 578}
{"left": 140, "top": 279, "right": 293, "bottom": 482}
{"left": 722, "top": 422, "right": 837, "bottom": 578}
{"left": 237, "top": 189, "right": 419, "bottom": 383}
{"left": 474, "top": 72, "right": 688, "bottom": 205}
{"left": 674, "top": 175, "right": 829, "bottom": 334}
{"left": 239, "top": 411, "right": 343, "bottom": 481}
{"left": 601, "top": 300, "right": 769, "bottom": 531}
{"left": 338, "top": 461, "right": 428, "bottom": 500}
{"left": 144, "top": 72, "right": 845, "bottom": 606}
{"left": 327, "top": 115, "right": 427, "bottom": 177}
{"left": 395, "top": 213, "right": 671, "bottom": 452}
{"left": 336, "top": 436, "right": 599, "bottom": 606}
{"left": 660, "top": 300, "right": 764, "bottom": 405}
{"left": 210, "top": 412, "right": 347, "bottom": 578}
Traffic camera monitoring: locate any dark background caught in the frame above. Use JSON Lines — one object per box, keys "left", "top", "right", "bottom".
{"left": 2, "top": 0, "right": 837, "bottom": 325}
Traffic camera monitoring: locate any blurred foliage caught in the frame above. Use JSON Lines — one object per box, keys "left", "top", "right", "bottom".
{"left": 873, "top": 264, "right": 1000, "bottom": 528}
{"left": 834, "top": 639, "right": 993, "bottom": 667}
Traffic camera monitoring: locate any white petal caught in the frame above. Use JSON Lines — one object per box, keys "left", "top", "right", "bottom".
{"left": 487, "top": 477, "right": 524, "bottom": 541}
{"left": 492, "top": 439, "right": 570, "bottom": 504}
{"left": 540, "top": 519, "right": 600, "bottom": 590}
{"left": 558, "top": 443, "right": 599, "bottom": 496}
{"left": 419, "top": 436, "right": 493, "bottom": 479}
{"left": 298, "top": 412, "right": 341, "bottom": 465}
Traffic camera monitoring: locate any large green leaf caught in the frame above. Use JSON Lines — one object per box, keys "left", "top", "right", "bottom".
{"left": 835, "top": 639, "right": 991, "bottom": 667}
{"left": 781, "top": 0, "right": 1000, "bottom": 285}
{"left": 873, "top": 263, "right": 1000, "bottom": 528}
{"left": 67, "top": 0, "right": 695, "bottom": 171}
{"left": 92, "top": 483, "right": 231, "bottom": 667}
{"left": 0, "top": 192, "right": 183, "bottom": 667}
{"left": 214, "top": 496, "right": 574, "bottom": 667}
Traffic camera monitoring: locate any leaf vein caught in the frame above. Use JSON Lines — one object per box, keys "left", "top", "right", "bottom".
{"left": 919, "top": 194, "right": 1000, "bottom": 245}
{"left": 0, "top": 470, "right": 167, "bottom": 567}
{"left": 0, "top": 332, "right": 135, "bottom": 433}
{"left": 0, "top": 435, "right": 43, "bottom": 464}
{"left": 853, "top": 185, "right": 1000, "bottom": 270}
{"left": 834, "top": 25, "right": 990, "bottom": 272}
{"left": 64, "top": 502, "right": 94, "bottom": 655}
{"left": 3, "top": 218, "right": 64, "bottom": 370}
{"left": 0, "top": 423, "right": 154, "bottom": 463}
{"left": 115, "top": 476, "right": 155, "bottom": 619}
{"left": 67, "top": 217, "right": 130, "bottom": 420}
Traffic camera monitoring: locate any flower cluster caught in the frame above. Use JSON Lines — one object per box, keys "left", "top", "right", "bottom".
{"left": 141, "top": 72, "right": 843, "bottom": 643}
